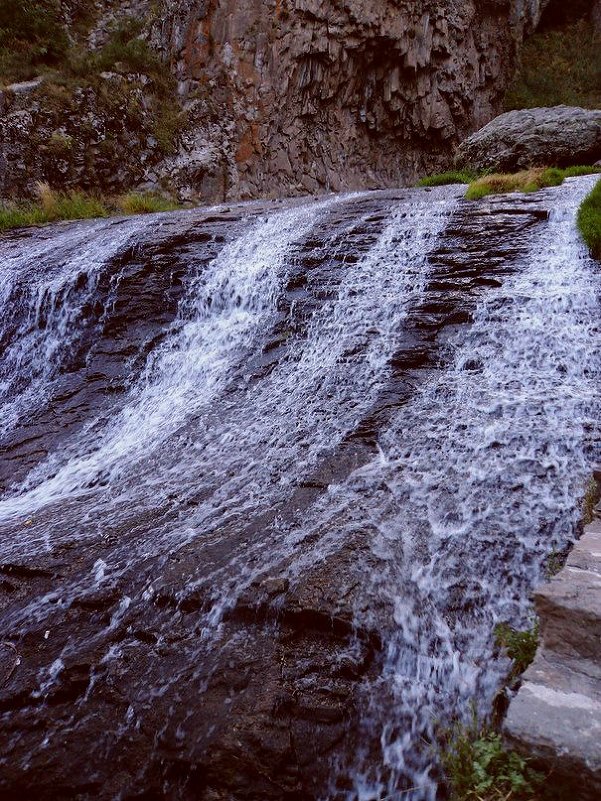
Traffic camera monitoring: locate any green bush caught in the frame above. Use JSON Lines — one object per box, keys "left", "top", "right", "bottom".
{"left": 505, "top": 19, "right": 601, "bottom": 110}
{"left": 577, "top": 178, "right": 601, "bottom": 260}
{"left": 418, "top": 171, "right": 477, "bottom": 187}
{"left": 442, "top": 719, "right": 544, "bottom": 801}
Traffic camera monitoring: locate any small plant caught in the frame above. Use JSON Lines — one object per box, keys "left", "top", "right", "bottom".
{"left": 544, "top": 550, "right": 567, "bottom": 579}
{"left": 494, "top": 622, "right": 538, "bottom": 679}
{"left": 442, "top": 715, "right": 544, "bottom": 801}
{"left": 465, "top": 166, "right": 601, "bottom": 200}
{"left": 577, "top": 178, "right": 601, "bottom": 261}
{"left": 418, "top": 171, "right": 477, "bottom": 188}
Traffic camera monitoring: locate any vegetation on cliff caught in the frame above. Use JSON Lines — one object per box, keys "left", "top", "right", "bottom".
{"left": 505, "top": 18, "right": 601, "bottom": 110}
{"left": 577, "top": 178, "right": 601, "bottom": 260}
{"left": 0, "top": 0, "right": 71, "bottom": 81}
{"left": 0, "top": 2, "right": 186, "bottom": 202}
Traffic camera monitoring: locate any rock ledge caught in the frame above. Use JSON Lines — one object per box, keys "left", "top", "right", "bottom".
{"left": 504, "top": 519, "right": 601, "bottom": 800}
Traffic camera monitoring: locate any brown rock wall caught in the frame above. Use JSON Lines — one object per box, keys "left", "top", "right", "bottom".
{"left": 0, "top": 0, "right": 550, "bottom": 201}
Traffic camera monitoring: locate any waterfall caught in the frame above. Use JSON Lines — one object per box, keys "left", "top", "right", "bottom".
{"left": 0, "top": 179, "right": 598, "bottom": 801}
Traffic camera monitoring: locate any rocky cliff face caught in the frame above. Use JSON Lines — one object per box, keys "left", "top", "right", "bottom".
{"left": 0, "top": 0, "right": 549, "bottom": 202}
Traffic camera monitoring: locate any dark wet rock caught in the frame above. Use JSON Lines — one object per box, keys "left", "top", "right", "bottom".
{"left": 0, "top": 535, "right": 387, "bottom": 801}
{"left": 456, "top": 106, "right": 601, "bottom": 173}
{"left": 0, "top": 187, "right": 576, "bottom": 800}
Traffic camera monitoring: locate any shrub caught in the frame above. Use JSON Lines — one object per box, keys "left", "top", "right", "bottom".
{"left": 577, "top": 178, "right": 601, "bottom": 260}
{"left": 418, "top": 171, "right": 477, "bottom": 187}
{"left": 442, "top": 718, "right": 544, "bottom": 801}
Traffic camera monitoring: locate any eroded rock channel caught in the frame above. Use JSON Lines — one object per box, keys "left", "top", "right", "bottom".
{"left": 0, "top": 180, "right": 599, "bottom": 800}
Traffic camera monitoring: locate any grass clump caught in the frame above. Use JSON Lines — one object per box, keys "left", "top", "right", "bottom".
{"left": 577, "top": 178, "right": 601, "bottom": 261}
{"left": 442, "top": 718, "right": 544, "bottom": 801}
{"left": 117, "top": 192, "right": 181, "bottom": 215}
{"left": 505, "top": 19, "right": 601, "bottom": 111}
{"left": 418, "top": 171, "right": 477, "bottom": 188}
{"left": 581, "top": 475, "right": 599, "bottom": 524}
{"left": 465, "top": 166, "right": 601, "bottom": 200}
{"left": 466, "top": 168, "right": 563, "bottom": 200}
{"left": 0, "top": 184, "right": 183, "bottom": 232}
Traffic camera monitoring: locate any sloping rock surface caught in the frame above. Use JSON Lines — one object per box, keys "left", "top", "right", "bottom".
{"left": 504, "top": 519, "right": 601, "bottom": 799}
{"left": 456, "top": 106, "right": 601, "bottom": 173}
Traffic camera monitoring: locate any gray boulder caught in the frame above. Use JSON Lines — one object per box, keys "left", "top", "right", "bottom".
{"left": 456, "top": 106, "right": 601, "bottom": 173}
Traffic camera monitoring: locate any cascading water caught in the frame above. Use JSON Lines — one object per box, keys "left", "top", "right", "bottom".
{"left": 0, "top": 178, "right": 598, "bottom": 801}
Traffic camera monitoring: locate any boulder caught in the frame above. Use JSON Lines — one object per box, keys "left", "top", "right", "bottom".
{"left": 456, "top": 106, "right": 601, "bottom": 173}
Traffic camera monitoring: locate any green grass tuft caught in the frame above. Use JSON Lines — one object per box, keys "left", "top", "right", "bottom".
{"left": 0, "top": 183, "right": 108, "bottom": 230}
{"left": 117, "top": 192, "right": 181, "bottom": 215}
{"left": 418, "top": 171, "right": 477, "bottom": 188}
{"left": 577, "top": 178, "right": 601, "bottom": 260}
{"left": 0, "top": 184, "right": 184, "bottom": 232}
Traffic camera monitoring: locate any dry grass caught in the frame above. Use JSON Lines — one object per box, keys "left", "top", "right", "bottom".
{"left": 465, "top": 169, "right": 563, "bottom": 200}
{"left": 465, "top": 167, "right": 601, "bottom": 200}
